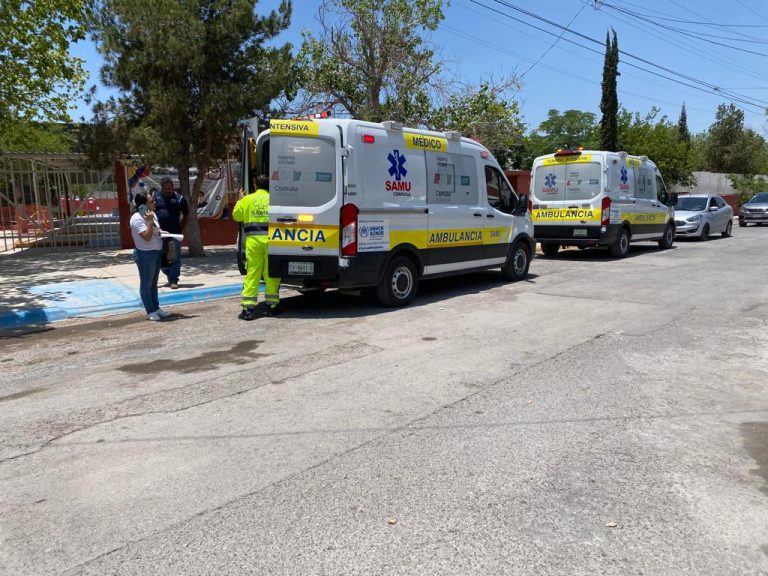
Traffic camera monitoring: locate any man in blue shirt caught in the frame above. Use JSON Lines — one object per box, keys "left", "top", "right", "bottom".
{"left": 153, "top": 176, "right": 189, "bottom": 289}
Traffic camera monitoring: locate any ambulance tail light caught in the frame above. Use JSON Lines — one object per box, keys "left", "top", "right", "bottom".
{"left": 528, "top": 197, "right": 533, "bottom": 213}
{"left": 362, "top": 134, "right": 375, "bottom": 144}
{"left": 601, "top": 196, "right": 611, "bottom": 226}
{"left": 341, "top": 203, "right": 359, "bottom": 256}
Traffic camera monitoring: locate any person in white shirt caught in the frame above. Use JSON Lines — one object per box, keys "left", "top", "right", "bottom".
{"left": 130, "top": 192, "right": 173, "bottom": 321}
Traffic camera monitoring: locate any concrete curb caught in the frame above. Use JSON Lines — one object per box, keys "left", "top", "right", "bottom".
{"left": 0, "top": 282, "right": 244, "bottom": 331}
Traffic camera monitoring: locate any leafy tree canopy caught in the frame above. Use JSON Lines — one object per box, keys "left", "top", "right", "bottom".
{"left": 297, "top": 0, "right": 446, "bottom": 124}
{"left": 703, "top": 103, "right": 768, "bottom": 175}
{"left": 617, "top": 107, "right": 694, "bottom": 186}
{"left": 0, "top": 0, "right": 89, "bottom": 127}
{"left": 89, "top": 0, "right": 294, "bottom": 255}
{"left": 521, "top": 109, "right": 598, "bottom": 168}
{"left": 428, "top": 79, "right": 524, "bottom": 169}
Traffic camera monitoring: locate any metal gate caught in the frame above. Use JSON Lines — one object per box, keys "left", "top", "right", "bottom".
{"left": 0, "top": 153, "right": 118, "bottom": 253}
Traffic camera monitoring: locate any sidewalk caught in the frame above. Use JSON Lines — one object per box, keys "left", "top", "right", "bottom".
{"left": 0, "top": 245, "right": 244, "bottom": 330}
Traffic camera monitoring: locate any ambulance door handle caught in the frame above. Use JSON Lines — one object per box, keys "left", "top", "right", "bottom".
{"left": 277, "top": 217, "right": 297, "bottom": 223}
{"left": 473, "top": 213, "right": 482, "bottom": 217}
{"left": 486, "top": 214, "right": 495, "bottom": 218}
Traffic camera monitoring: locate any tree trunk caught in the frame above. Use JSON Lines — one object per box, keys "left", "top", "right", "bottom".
{"left": 178, "top": 162, "right": 205, "bottom": 257}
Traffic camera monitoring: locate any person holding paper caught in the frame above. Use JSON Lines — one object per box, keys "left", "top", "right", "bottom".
{"left": 153, "top": 177, "right": 188, "bottom": 289}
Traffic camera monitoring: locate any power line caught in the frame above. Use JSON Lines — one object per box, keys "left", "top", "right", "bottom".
{"left": 468, "top": 0, "right": 768, "bottom": 111}
{"left": 602, "top": 2, "right": 768, "bottom": 53}
{"left": 734, "top": 0, "right": 768, "bottom": 24}
{"left": 519, "top": 3, "right": 586, "bottom": 79}
{"left": 594, "top": 1, "right": 768, "bottom": 85}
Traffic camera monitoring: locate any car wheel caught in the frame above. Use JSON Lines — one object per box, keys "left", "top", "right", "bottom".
{"left": 657, "top": 223, "right": 674, "bottom": 249}
{"left": 501, "top": 242, "right": 531, "bottom": 281}
{"left": 722, "top": 220, "right": 732, "bottom": 238}
{"left": 608, "top": 227, "right": 630, "bottom": 258}
{"left": 376, "top": 256, "right": 419, "bottom": 307}
{"left": 700, "top": 223, "right": 710, "bottom": 241}
{"left": 739, "top": 219, "right": 746, "bottom": 227}
{"left": 541, "top": 242, "right": 560, "bottom": 257}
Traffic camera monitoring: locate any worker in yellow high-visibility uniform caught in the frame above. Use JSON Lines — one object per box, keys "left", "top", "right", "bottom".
{"left": 232, "top": 174, "right": 281, "bottom": 320}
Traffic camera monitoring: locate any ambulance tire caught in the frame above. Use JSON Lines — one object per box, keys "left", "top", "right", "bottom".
{"left": 377, "top": 256, "right": 419, "bottom": 307}
{"left": 657, "top": 224, "right": 674, "bottom": 249}
{"left": 541, "top": 242, "right": 560, "bottom": 257}
{"left": 236, "top": 226, "right": 247, "bottom": 275}
{"left": 608, "top": 227, "right": 630, "bottom": 258}
{"left": 501, "top": 242, "right": 531, "bottom": 281}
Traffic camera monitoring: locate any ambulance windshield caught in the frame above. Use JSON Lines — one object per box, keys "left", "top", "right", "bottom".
{"left": 269, "top": 136, "right": 336, "bottom": 207}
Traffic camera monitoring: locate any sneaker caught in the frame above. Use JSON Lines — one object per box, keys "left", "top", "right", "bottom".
{"left": 170, "top": 282, "right": 179, "bottom": 289}
{"left": 147, "top": 311, "right": 162, "bottom": 321}
{"left": 156, "top": 308, "right": 173, "bottom": 318}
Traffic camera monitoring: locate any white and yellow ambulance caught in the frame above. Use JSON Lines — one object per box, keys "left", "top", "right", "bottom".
{"left": 243, "top": 117, "right": 534, "bottom": 307}
{"left": 530, "top": 149, "right": 676, "bottom": 257}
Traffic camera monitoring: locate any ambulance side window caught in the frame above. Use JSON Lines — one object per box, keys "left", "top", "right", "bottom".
{"left": 655, "top": 174, "right": 667, "bottom": 202}
{"left": 484, "top": 166, "right": 517, "bottom": 214}
{"left": 427, "top": 153, "right": 477, "bottom": 205}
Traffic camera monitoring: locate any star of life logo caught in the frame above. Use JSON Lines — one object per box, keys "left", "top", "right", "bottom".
{"left": 388, "top": 150, "right": 407, "bottom": 181}
{"left": 619, "top": 166, "right": 630, "bottom": 190}
{"left": 386, "top": 149, "right": 411, "bottom": 195}
{"left": 542, "top": 172, "right": 558, "bottom": 194}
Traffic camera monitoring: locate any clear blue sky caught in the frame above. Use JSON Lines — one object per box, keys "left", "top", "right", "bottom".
{"left": 69, "top": 0, "right": 768, "bottom": 136}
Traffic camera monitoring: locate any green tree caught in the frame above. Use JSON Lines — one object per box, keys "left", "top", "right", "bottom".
{"left": 677, "top": 103, "right": 690, "bottom": 144}
{"left": 522, "top": 109, "right": 598, "bottom": 168}
{"left": 297, "top": 0, "right": 446, "bottom": 124}
{"left": 728, "top": 174, "right": 768, "bottom": 206}
{"left": 599, "top": 29, "right": 619, "bottom": 151}
{"left": 0, "top": 119, "right": 78, "bottom": 152}
{"left": 0, "top": 0, "right": 89, "bottom": 127}
{"left": 428, "top": 79, "right": 524, "bottom": 168}
{"left": 704, "top": 103, "right": 768, "bottom": 175}
{"left": 617, "top": 107, "right": 694, "bottom": 186}
{"left": 89, "top": 0, "right": 294, "bottom": 256}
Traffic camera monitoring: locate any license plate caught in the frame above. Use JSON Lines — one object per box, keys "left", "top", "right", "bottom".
{"left": 573, "top": 229, "right": 588, "bottom": 237}
{"left": 288, "top": 261, "right": 314, "bottom": 276}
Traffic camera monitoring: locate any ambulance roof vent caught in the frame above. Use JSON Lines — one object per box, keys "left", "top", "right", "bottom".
{"left": 639, "top": 155, "right": 648, "bottom": 161}
{"left": 382, "top": 121, "right": 403, "bottom": 131}
{"left": 444, "top": 130, "right": 462, "bottom": 141}
{"left": 617, "top": 151, "right": 628, "bottom": 158}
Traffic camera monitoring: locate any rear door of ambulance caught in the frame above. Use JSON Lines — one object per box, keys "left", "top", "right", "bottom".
{"left": 263, "top": 119, "right": 343, "bottom": 283}
{"left": 531, "top": 155, "right": 567, "bottom": 241}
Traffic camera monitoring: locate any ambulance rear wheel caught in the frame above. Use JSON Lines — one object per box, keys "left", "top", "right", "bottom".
{"left": 608, "top": 227, "right": 630, "bottom": 258}
{"left": 501, "top": 243, "right": 531, "bottom": 281}
{"left": 657, "top": 224, "right": 674, "bottom": 249}
{"left": 541, "top": 242, "right": 560, "bottom": 257}
{"left": 377, "top": 256, "right": 419, "bottom": 307}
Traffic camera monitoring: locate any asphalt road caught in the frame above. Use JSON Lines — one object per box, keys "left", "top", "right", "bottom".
{"left": 1, "top": 227, "right": 767, "bottom": 575}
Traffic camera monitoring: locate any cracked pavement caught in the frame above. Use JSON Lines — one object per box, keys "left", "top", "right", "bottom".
{"left": 1, "top": 229, "right": 767, "bottom": 575}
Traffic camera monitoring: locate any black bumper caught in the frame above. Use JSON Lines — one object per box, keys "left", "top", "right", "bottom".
{"left": 269, "top": 253, "right": 388, "bottom": 289}
{"left": 534, "top": 224, "right": 621, "bottom": 247}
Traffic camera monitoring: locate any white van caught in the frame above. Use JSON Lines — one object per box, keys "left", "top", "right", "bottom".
{"left": 530, "top": 149, "right": 676, "bottom": 257}
{"left": 242, "top": 117, "right": 535, "bottom": 307}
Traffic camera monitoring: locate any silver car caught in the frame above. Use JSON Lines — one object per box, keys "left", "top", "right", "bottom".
{"left": 674, "top": 194, "right": 733, "bottom": 240}
{"left": 738, "top": 192, "right": 768, "bottom": 227}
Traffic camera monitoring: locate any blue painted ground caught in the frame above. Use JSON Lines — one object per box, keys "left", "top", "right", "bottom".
{"left": 0, "top": 279, "right": 247, "bottom": 330}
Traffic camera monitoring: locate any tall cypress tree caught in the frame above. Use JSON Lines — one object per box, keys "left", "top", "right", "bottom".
{"left": 599, "top": 29, "right": 619, "bottom": 151}
{"left": 677, "top": 102, "right": 691, "bottom": 144}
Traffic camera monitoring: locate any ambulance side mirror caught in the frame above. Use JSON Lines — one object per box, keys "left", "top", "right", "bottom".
{"left": 513, "top": 194, "right": 529, "bottom": 216}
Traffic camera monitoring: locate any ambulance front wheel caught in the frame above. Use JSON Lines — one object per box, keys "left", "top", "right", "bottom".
{"left": 501, "top": 243, "right": 531, "bottom": 281}
{"left": 377, "top": 256, "right": 419, "bottom": 307}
